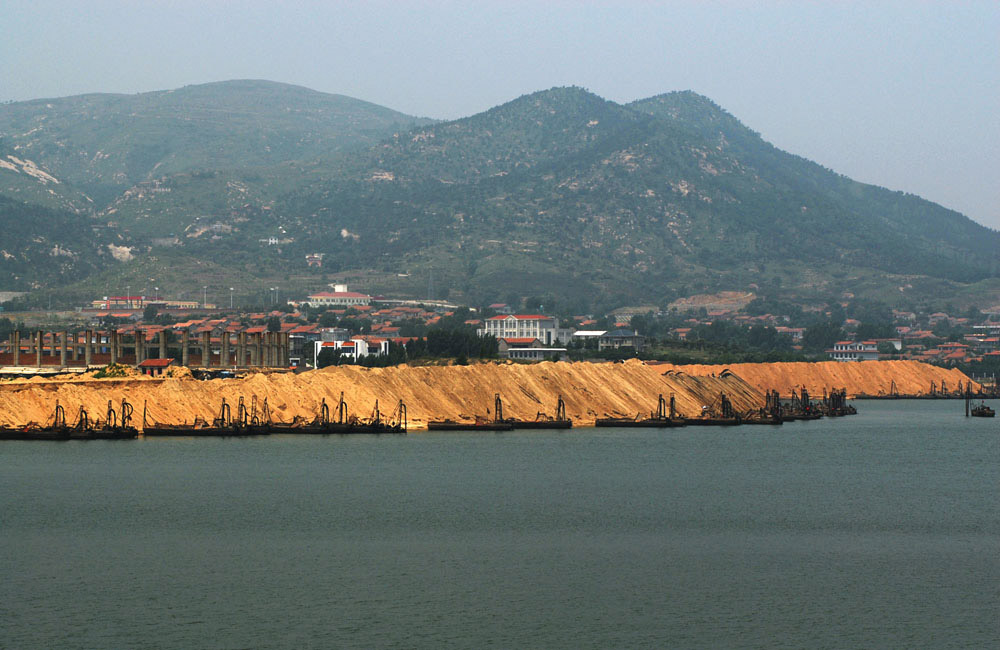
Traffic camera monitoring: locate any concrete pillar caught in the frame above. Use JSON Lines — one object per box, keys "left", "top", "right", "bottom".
{"left": 202, "top": 331, "right": 211, "bottom": 368}
{"left": 181, "top": 330, "right": 189, "bottom": 367}
{"left": 12, "top": 330, "right": 20, "bottom": 366}
{"left": 36, "top": 331, "right": 43, "bottom": 367}
{"left": 110, "top": 329, "right": 118, "bottom": 364}
{"left": 60, "top": 331, "right": 68, "bottom": 368}
{"left": 134, "top": 329, "right": 143, "bottom": 365}
{"left": 71, "top": 331, "right": 79, "bottom": 361}
{"left": 221, "top": 333, "right": 230, "bottom": 367}
{"left": 237, "top": 332, "right": 246, "bottom": 367}
{"left": 250, "top": 333, "right": 259, "bottom": 367}
{"left": 84, "top": 330, "right": 93, "bottom": 366}
{"left": 281, "top": 332, "right": 289, "bottom": 367}
{"left": 159, "top": 331, "right": 167, "bottom": 360}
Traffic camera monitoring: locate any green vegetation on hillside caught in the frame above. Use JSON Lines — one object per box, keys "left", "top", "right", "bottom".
{"left": 1, "top": 82, "right": 997, "bottom": 310}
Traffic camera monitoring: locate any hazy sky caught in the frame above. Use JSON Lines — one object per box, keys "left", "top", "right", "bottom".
{"left": 4, "top": 1, "right": 998, "bottom": 229}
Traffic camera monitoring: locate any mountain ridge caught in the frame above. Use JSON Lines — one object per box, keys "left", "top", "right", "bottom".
{"left": 0, "top": 81, "right": 997, "bottom": 309}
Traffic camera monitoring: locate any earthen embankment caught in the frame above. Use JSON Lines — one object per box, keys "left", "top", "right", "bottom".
{"left": 0, "top": 360, "right": 761, "bottom": 430}
{"left": 650, "top": 360, "right": 978, "bottom": 398}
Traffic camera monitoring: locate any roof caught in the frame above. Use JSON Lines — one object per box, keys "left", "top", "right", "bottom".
{"left": 572, "top": 330, "right": 606, "bottom": 337}
{"left": 138, "top": 358, "right": 174, "bottom": 368}
{"left": 505, "top": 347, "right": 568, "bottom": 352}
{"left": 501, "top": 337, "right": 540, "bottom": 344}
{"left": 307, "top": 291, "right": 370, "bottom": 299}
{"left": 485, "top": 314, "right": 551, "bottom": 321}
{"left": 603, "top": 329, "right": 638, "bottom": 337}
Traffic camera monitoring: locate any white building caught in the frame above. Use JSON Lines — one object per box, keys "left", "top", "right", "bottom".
{"left": 304, "top": 284, "right": 371, "bottom": 308}
{"left": 829, "top": 340, "right": 879, "bottom": 362}
{"left": 479, "top": 314, "right": 572, "bottom": 346}
{"left": 314, "top": 337, "right": 389, "bottom": 363}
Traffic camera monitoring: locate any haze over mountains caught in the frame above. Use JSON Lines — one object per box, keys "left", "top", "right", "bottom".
{"left": 1, "top": 80, "right": 997, "bottom": 310}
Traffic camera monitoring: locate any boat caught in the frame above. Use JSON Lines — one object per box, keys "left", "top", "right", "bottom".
{"left": 499, "top": 394, "right": 573, "bottom": 429}
{"left": 0, "top": 402, "right": 73, "bottom": 441}
{"left": 73, "top": 400, "right": 138, "bottom": 439}
{"left": 970, "top": 402, "right": 995, "bottom": 418}
{"left": 964, "top": 386, "right": 995, "bottom": 417}
{"left": 680, "top": 392, "right": 742, "bottom": 426}
{"left": 741, "top": 415, "right": 783, "bottom": 425}
{"left": 142, "top": 398, "right": 267, "bottom": 436}
{"left": 741, "top": 390, "right": 783, "bottom": 424}
{"left": 267, "top": 395, "right": 406, "bottom": 434}
{"left": 427, "top": 393, "right": 515, "bottom": 431}
{"left": 683, "top": 415, "right": 741, "bottom": 426}
{"left": 595, "top": 394, "right": 683, "bottom": 427}
{"left": 426, "top": 418, "right": 513, "bottom": 431}
{"left": 780, "top": 412, "right": 823, "bottom": 422}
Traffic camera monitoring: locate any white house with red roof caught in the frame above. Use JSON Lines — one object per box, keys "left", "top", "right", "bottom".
{"left": 315, "top": 338, "right": 373, "bottom": 363}
{"left": 478, "top": 314, "right": 572, "bottom": 346}
{"left": 304, "top": 284, "right": 371, "bottom": 308}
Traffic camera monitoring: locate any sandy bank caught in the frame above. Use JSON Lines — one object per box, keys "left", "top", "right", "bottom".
{"left": 650, "top": 360, "right": 978, "bottom": 398}
{"left": 0, "top": 360, "right": 761, "bottom": 430}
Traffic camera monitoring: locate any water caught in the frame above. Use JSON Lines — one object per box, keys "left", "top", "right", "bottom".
{"left": 2, "top": 400, "right": 998, "bottom": 648}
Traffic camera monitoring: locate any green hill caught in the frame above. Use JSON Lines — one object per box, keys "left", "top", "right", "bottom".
{"left": 1, "top": 83, "right": 997, "bottom": 310}
{"left": 0, "top": 79, "right": 432, "bottom": 206}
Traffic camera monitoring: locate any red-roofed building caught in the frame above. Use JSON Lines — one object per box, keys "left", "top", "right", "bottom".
{"left": 488, "top": 303, "right": 513, "bottom": 315}
{"left": 138, "top": 358, "right": 174, "bottom": 376}
{"left": 314, "top": 337, "right": 380, "bottom": 363}
{"left": 305, "top": 285, "right": 371, "bottom": 307}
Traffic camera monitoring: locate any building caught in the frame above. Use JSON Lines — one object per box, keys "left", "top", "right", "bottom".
{"left": 488, "top": 303, "right": 514, "bottom": 315}
{"left": 498, "top": 337, "right": 567, "bottom": 361}
{"left": 598, "top": 329, "right": 645, "bottom": 352}
{"left": 304, "top": 284, "right": 372, "bottom": 308}
{"left": 479, "top": 314, "right": 572, "bottom": 346}
{"left": 775, "top": 326, "right": 805, "bottom": 341}
{"left": 137, "top": 358, "right": 174, "bottom": 376}
{"left": 829, "top": 340, "right": 879, "bottom": 362}
{"left": 305, "top": 253, "right": 324, "bottom": 268}
{"left": 288, "top": 324, "right": 322, "bottom": 366}
{"left": 315, "top": 339, "right": 369, "bottom": 363}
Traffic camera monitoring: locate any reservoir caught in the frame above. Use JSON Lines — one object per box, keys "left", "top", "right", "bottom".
{"left": 2, "top": 400, "right": 997, "bottom": 648}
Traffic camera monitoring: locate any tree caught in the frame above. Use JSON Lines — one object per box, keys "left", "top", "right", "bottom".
{"left": 802, "top": 321, "right": 843, "bottom": 351}
{"left": 266, "top": 315, "right": 282, "bottom": 332}
{"left": 316, "top": 347, "right": 342, "bottom": 368}
{"left": 143, "top": 304, "right": 158, "bottom": 321}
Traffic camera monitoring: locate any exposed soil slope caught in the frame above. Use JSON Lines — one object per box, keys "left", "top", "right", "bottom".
{"left": 651, "top": 360, "right": 977, "bottom": 398}
{"left": 0, "top": 360, "right": 760, "bottom": 430}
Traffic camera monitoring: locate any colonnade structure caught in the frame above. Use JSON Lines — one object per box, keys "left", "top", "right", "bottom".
{"left": 0, "top": 328, "right": 292, "bottom": 370}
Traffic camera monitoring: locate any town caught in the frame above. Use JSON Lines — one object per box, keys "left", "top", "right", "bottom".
{"left": 1, "top": 284, "right": 997, "bottom": 382}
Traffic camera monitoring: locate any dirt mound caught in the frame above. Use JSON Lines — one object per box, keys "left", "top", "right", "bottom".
{"left": 0, "top": 360, "right": 762, "bottom": 430}
{"left": 649, "top": 360, "right": 978, "bottom": 398}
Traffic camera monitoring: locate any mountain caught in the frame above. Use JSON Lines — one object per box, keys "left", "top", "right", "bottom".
{"left": 1, "top": 82, "right": 997, "bottom": 309}
{"left": 262, "top": 87, "right": 999, "bottom": 307}
{"left": 0, "top": 79, "right": 432, "bottom": 206}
